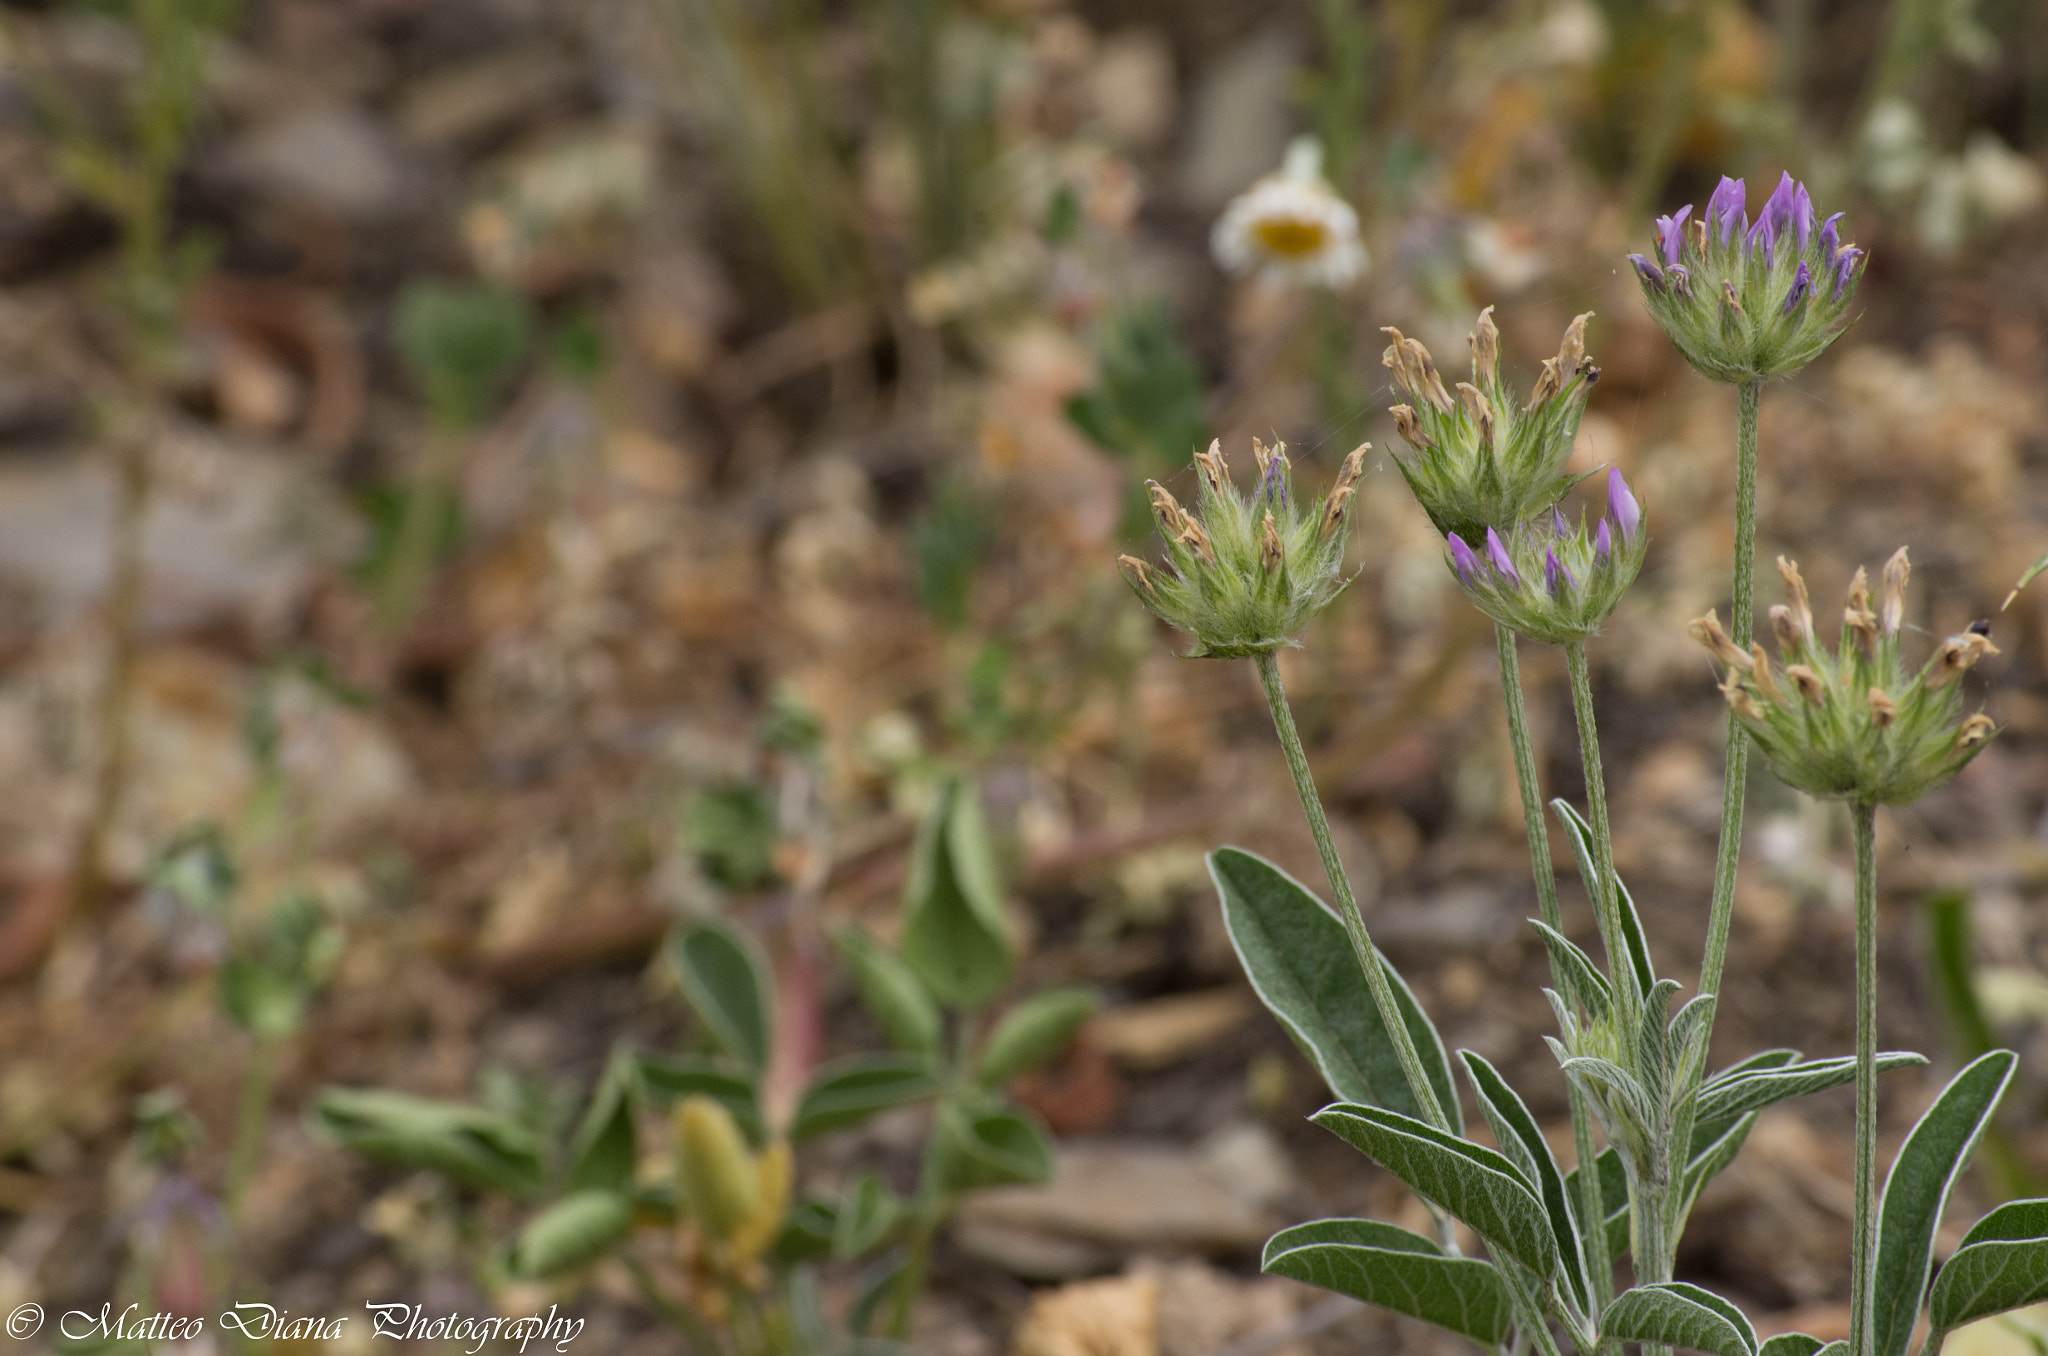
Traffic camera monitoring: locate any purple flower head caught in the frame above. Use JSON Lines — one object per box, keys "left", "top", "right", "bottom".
{"left": 1606, "top": 467, "right": 1641, "bottom": 543}
{"left": 1782, "top": 260, "right": 1812, "bottom": 314}
{"left": 1544, "top": 548, "right": 1575, "bottom": 597}
{"left": 1818, "top": 212, "right": 1844, "bottom": 269}
{"left": 1594, "top": 519, "right": 1612, "bottom": 563}
{"left": 1628, "top": 254, "right": 1665, "bottom": 291}
{"left": 1653, "top": 205, "right": 1692, "bottom": 267}
{"left": 1485, "top": 527, "right": 1520, "bottom": 585}
{"left": 1447, "top": 532, "right": 1481, "bottom": 585}
{"left": 1757, "top": 172, "right": 1801, "bottom": 257}
{"left": 1832, "top": 247, "right": 1864, "bottom": 300}
{"left": 1707, "top": 176, "right": 1747, "bottom": 247}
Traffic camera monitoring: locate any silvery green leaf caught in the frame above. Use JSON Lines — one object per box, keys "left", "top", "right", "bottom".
{"left": 634, "top": 1053, "right": 765, "bottom": 1145}
{"left": 1669, "top": 994, "right": 1718, "bottom": 1084}
{"left": 832, "top": 1172, "right": 904, "bottom": 1259}
{"left": 833, "top": 925, "right": 941, "bottom": 1055}
{"left": 1695, "top": 1052, "right": 1928, "bottom": 1123}
{"left": 1529, "top": 920, "right": 1611, "bottom": 1021}
{"left": 1757, "top": 1334, "right": 1828, "bottom": 1356}
{"left": 792, "top": 1054, "right": 943, "bottom": 1143}
{"left": 1211, "top": 848, "right": 1461, "bottom": 1132}
{"left": 310, "top": 1088, "right": 546, "bottom": 1199}
{"left": 1563, "top": 1147, "right": 1629, "bottom": 1259}
{"left": 898, "top": 776, "right": 1014, "bottom": 1010}
{"left": 1634, "top": 978, "right": 1684, "bottom": 1096}
{"left": 1557, "top": 1055, "right": 1658, "bottom": 1132}
{"left": 1459, "top": 1051, "right": 1590, "bottom": 1311}
{"left": 1601, "top": 1281, "right": 1758, "bottom": 1356}
{"left": 976, "top": 986, "right": 1099, "bottom": 1087}
{"left": 1708, "top": 1049, "right": 1803, "bottom": 1081}
{"left": 1550, "top": 799, "right": 1655, "bottom": 991}
{"left": 564, "top": 1051, "right": 637, "bottom": 1193}
{"left": 1926, "top": 1199, "right": 2048, "bottom": 1336}
{"left": 508, "top": 1190, "right": 633, "bottom": 1278}
{"left": 772, "top": 1197, "right": 837, "bottom": 1266}
{"left": 667, "top": 922, "right": 774, "bottom": 1072}
{"left": 1679, "top": 1112, "right": 1760, "bottom": 1215}
{"left": 1262, "top": 1218, "right": 1513, "bottom": 1345}
{"left": 1310, "top": 1103, "right": 1556, "bottom": 1277}
{"left": 1872, "top": 1051, "right": 2019, "bottom": 1356}
{"left": 933, "top": 1105, "right": 1055, "bottom": 1191}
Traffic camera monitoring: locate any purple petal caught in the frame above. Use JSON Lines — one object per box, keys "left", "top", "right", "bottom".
{"left": 1819, "top": 212, "right": 1844, "bottom": 268}
{"left": 1707, "top": 176, "right": 1747, "bottom": 247}
{"left": 1761, "top": 172, "right": 1798, "bottom": 242}
{"left": 1792, "top": 182, "right": 1814, "bottom": 252}
{"left": 1544, "top": 548, "right": 1575, "bottom": 596}
{"left": 1552, "top": 506, "right": 1570, "bottom": 538}
{"left": 1666, "top": 264, "right": 1691, "bottom": 297}
{"left": 1782, "top": 260, "right": 1812, "bottom": 314}
{"left": 1747, "top": 211, "right": 1775, "bottom": 268}
{"left": 1485, "top": 527, "right": 1520, "bottom": 585}
{"left": 1628, "top": 253, "right": 1665, "bottom": 290}
{"left": 1832, "top": 247, "right": 1864, "bottom": 300}
{"left": 1447, "top": 533, "right": 1481, "bottom": 584}
{"left": 1653, "top": 205, "right": 1692, "bottom": 267}
{"left": 1606, "top": 468, "right": 1641, "bottom": 543}
{"left": 1594, "top": 519, "right": 1612, "bottom": 562}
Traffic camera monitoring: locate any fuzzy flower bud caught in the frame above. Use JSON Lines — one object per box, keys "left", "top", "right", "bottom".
{"left": 1385, "top": 310, "right": 1601, "bottom": 543}
{"left": 1442, "top": 472, "right": 1648, "bottom": 644}
{"left": 1632, "top": 172, "right": 1865, "bottom": 383}
{"left": 1120, "top": 440, "right": 1364, "bottom": 657}
{"left": 1710, "top": 552, "right": 1999, "bottom": 805}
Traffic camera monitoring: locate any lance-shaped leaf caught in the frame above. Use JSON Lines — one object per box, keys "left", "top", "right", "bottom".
{"left": 1530, "top": 919, "right": 1611, "bottom": 1022}
{"left": 933, "top": 1105, "right": 1055, "bottom": 1191}
{"left": 976, "top": 986, "right": 1099, "bottom": 1087}
{"left": 564, "top": 1051, "right": 638, "bottom": 1193}
{"left": 1212, "top": 848, "right": 1460, "bottom": 1132}
{"left": 1551, "top": 799, "right": 1655, "bottom": 992}
{"left": 792, "top": 1054, "right": 943, "bottom": 1143}
{"left": 1601, "top": 1281, "right": 1758, "bottom": 1356}
{"left": 1871, "top": 1051, "right": 2019, "bottom": 1356}
{"left": 634, "top": 1053, "right": 765, "bottom": 1145}
{"left": 1563, "top": 1147, "right": 1629, "bottom": 1258}
{"left": 898, "top": 776, "right": 1013, "bottom": 1010}
{"left": 1695, "top": 1052, "right": 1927, "bottom": 1124}
{"left": 1460, "top": 1051, "right": 1589, "bottom": 1309}
{"left": 1263, "top": 1218, "right": 1513, "bottom": 1345}
{"left": 667, "top": 923, "right": 774, "bottom": 1072}
{"left": 1757, "top": 1334, "right": 1828, "bottom": 1356}
{"left": 508, "top": 1190, "right": 634, "bottom": 1277}
{"left": 1311, "top": 1103, "right": 1556, "bottom": 1277}
{"left": 832, "top": 925, "right": 941, "bottom": 1055}
{"left": 310, "top": 1088, "right": 546, "bottom": 1199}
{"left": 1926, "top": 1198, "right": 2048, "bottom": 1336}
{"left": 1680, "top": 1111, "right": 1760, "bottom": 1212}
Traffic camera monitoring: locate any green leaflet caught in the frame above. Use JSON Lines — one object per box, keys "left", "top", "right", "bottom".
{"left": 1530, "top": 919, "right": 1611, "bottom": 1021}
{"left": 1459, "top": 1050, "right": 1590, "bottom": 1312}
{"left": 508, "top": 1190, "right": 634, "bottom": 1278}
{"left": 1680, "top": 1111, "right": 1761, "bottom": 1213}
{"left": 1926, "top": 1198, "right": 2048, "bottom": 1336}
{"left": 1695, "top": 1052, "right": 1928, "bottom": 1123}
{"left": 832, "top": 924, "right": 942, "bottom": 1055}
{"left": 1563, "top": 1147, "right": 1629, "bottom": 1259}
{"left": 976, "top": 986, "right": 1099, "bottom": 1087}
{"left": 791, "top": 1054, "right": 943, "bottom": 1143}
{"left": 1873, "top": 1052, "right": 2020, "bottom": 1356}
{"left": 633, "top": 1053, "right": 764, "bottom": 1145}
{"left": 832, "top": 1172, "right": 904, "bottom": 1260}
{"left": 1602, "top": 1281, "right": 1758, "bottom": 1356}
{"left": 898, "top": 776, "right": 1014, "bottom": 1010}
{"left": 1311, "top": 1102, "right": 1556, "bottom": 1277}
{"left": 1262, "top": 1218, "right": 1513, "bottom": 1345}
{"left": 1757, "top": 1334, "right": 1828, "bottom": 1356}
{"left": 1210, "top": 847, "right": 1461, "bottom": 1132}
{"left": 309, "top": 1088, "right": 546, "bottom": 1200}
{"left": 1550, "top": 799, "right": 1655, "bottom": 992}
{"left": 564, "top": 1051, "right": 638, "bottom": 1193}
{"left": 933, "top": 1105, "right": 1055, "bottom": 1192}
{"left": 667, "top": 922, "right": 774, "bottom": 1072}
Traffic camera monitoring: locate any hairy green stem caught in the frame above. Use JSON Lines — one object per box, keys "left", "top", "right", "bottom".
{"left": 1562, "top": 644, "right": 1633, "bottom": 1013}
{"left": 1849, "top": 801, "right": 1879, "bottom": 1356}
{"left": 1498, "top": 627, "right": 1611, "bottom": 1311}
{"left": 1700, "top": 380, "right": 1760, "bottom": 1001}
{"left": 1255, "top": 652, "right": 1450, "bottom": 1132}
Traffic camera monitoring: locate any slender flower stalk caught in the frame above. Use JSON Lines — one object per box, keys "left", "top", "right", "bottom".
{"left": 1849, "top": 801, "right": 1879, "bottom": 1356}
{"left": 1256, "top": 652, "right": 1453, "bottom": 1133}
{"left": 1699, "top": 380, "right": 1760, "bottom": 1001}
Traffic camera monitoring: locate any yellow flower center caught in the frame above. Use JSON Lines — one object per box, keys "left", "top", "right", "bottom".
{"left": 1252, "top": 216, "right": 1329, "bottom": 258}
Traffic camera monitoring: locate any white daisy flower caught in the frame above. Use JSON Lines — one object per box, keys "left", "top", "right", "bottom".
{"left": 1211, "top": 138, "right": 1366, "bottom": 289}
